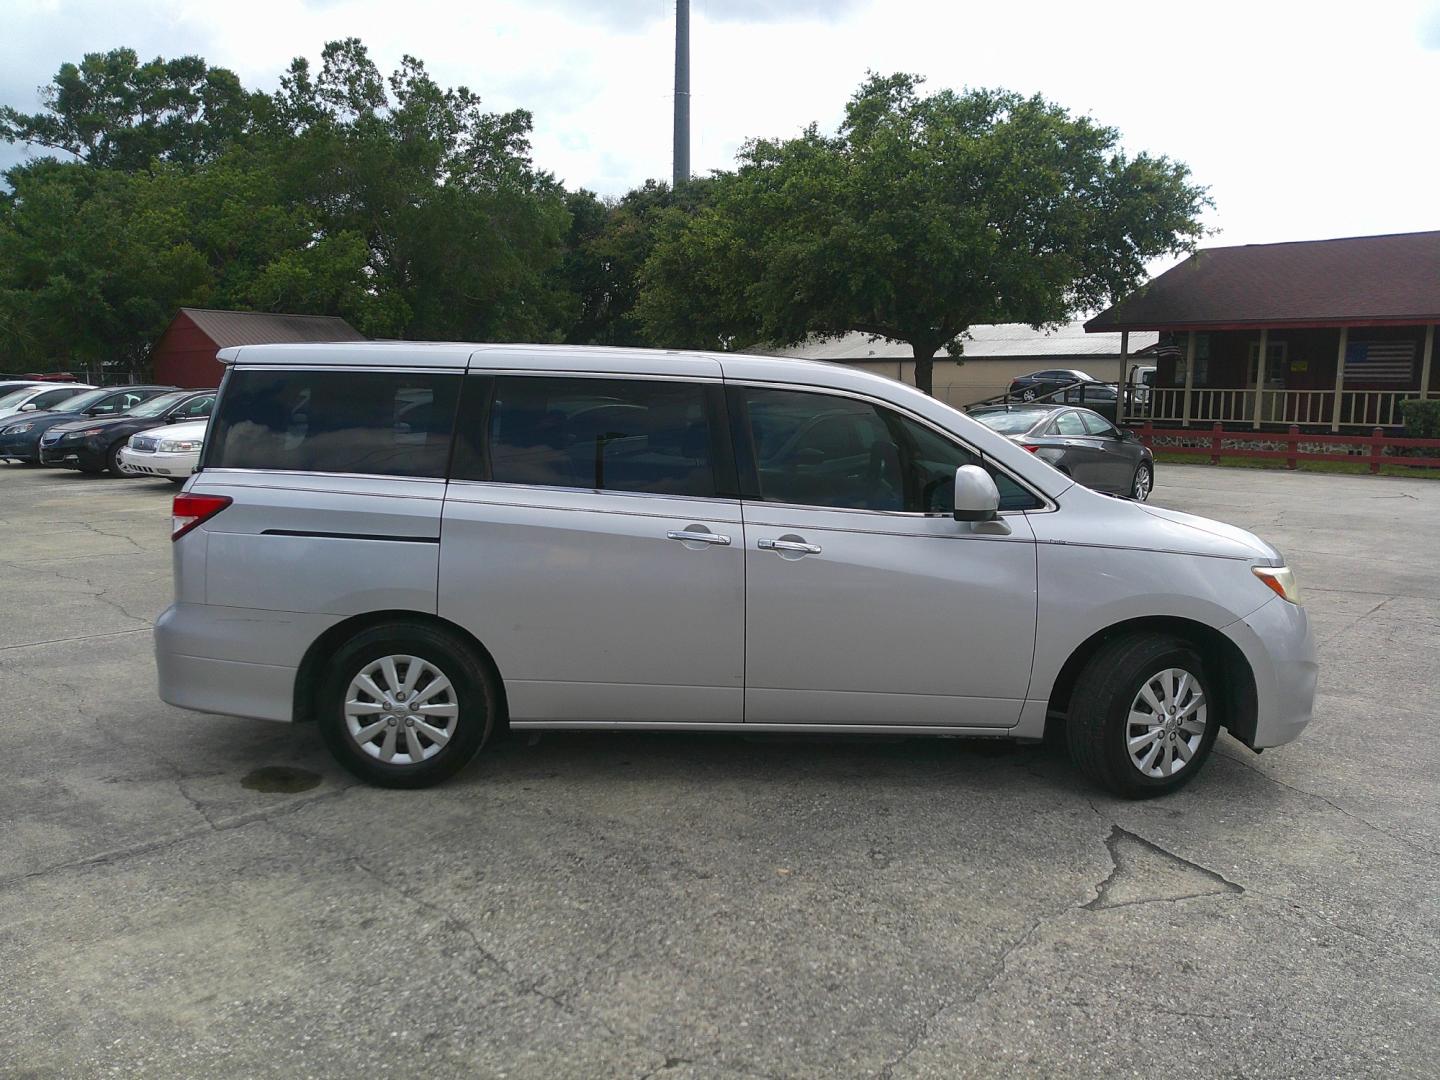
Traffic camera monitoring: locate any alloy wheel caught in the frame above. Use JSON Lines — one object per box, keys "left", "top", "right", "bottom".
{"left": 344, "top": 655, "right": 459, "bottom": 765}
{"left": 1126, "top": 667, "right": 1207, "bottom": 779}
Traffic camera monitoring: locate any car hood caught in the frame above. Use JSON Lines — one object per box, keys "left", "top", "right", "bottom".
{"left": 143, "top": 419, "right": 207, "bottom": 441}
{"left": 1, "top": 410, "right": 89, "bottom": 432}
{"left": 1044, "top": 485, "right": 1283, "bottom": 563}
{"left": 49, "top": 415, "right": 154, "bottom": 436}
{"left": 1129, "top": 501, "right": 1281, "bottom": 562}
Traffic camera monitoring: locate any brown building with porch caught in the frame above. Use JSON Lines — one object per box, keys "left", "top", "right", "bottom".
{"left": 1085, "top": 231, "right": 1439, "bottom": 430}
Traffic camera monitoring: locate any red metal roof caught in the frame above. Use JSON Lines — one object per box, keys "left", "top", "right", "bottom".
{"left": 1085, "top": 231, "right": 1440, "bottom": 332}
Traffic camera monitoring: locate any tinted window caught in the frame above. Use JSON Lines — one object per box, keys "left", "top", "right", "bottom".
{"left": 744, "top": 388, "right": 1040, "bottom": 513}
{"left": 1080, "top": 412, "right": 1119, "bottom": 438}
{"left": 168, "top": 394, "right": 214, "bottom": 419}
{"left": 971, "top": 408, "right": 1050, "bottom": 435}
{"left": 460, "top": 376, "right": 718, "bottom": 498}
{"left": 32, "top": 388, "right": 81, "bottom": 409}
{"left": 1051, "top": 412, "right": 1086, "bottom": 436}
{"left": 207, "top": 370, "right": 459, "bottom": 477}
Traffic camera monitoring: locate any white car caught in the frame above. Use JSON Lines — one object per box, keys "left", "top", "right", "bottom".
{"left": 0, "top": 382, "right": 95, "bottom": 420}
{"left": 156, "top": 343, "right": 1317, "bottom": 797}
{"left": 118, "top": 419, "right": 207, "bottom": 482}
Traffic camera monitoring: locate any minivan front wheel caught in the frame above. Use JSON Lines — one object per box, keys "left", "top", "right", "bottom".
{"left": 1066, "top": 633, "right": 1218, "bottom": 798}
{"left": 319, "top": 623, "right": 496, "bottom": 788}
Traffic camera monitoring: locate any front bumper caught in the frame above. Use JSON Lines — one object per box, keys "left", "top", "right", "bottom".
{"left": 119, "top": 446, "right": 197, "bottom": 478}
{"left": 39, "top": 438, "right": 104, "bottom": 470}
{"left": 1222, "top": 594, "right": 1319, "bottom": 749}
{"left": 0, "top": 429, "right": 43, "bottom": 461}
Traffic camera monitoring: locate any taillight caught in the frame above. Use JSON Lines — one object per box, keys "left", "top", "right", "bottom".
{"left": 172, "top": 493, "right": 231, "bottom": 541}
{"left": 1021, "top": 443, "right": 1040, "bottom": 453}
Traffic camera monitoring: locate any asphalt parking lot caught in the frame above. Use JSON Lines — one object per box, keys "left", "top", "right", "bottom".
{"left": 2, "top": 463, "right": 1437, "bottom": 1078}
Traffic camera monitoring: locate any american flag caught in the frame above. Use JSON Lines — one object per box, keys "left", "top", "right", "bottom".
{"left": 1344, "top": 340, "right": 1416, "bottom": 385}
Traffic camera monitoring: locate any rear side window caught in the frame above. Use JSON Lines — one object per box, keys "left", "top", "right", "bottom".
{"left": 207, "top": 370, "right": 459, "bottom": 478}
{"left": 1050, "top": 412, "right": 1086, "bottom": 436}
{"left": 453, "top": 375, "right": 721, "bottom": 498}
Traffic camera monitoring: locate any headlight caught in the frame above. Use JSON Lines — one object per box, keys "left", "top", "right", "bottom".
{"left": 5, "top": 421, "right": 36, "bottom": 433}
{"left": 157, "top": 439, "right": 203, "bottom": 453}
{"left": 1252, "top": 565, "right": 1301, "bottom": 605}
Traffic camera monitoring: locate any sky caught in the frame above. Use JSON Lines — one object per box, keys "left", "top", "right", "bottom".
{"left": 4, "top": 0, "right": 1439, "bottom": 271}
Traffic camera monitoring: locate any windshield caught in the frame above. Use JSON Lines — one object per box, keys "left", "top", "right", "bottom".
{"left": 128, "top": 391, "right": 191, "bottom": 418}
{"left": 972, "top": 409, "right": 1050, "bottom": 435}
{"left": 0, "top": 388, "right": 35, "bottom": 409}
{"left": 53, "top": 389, "right": 110, "bottom": 413}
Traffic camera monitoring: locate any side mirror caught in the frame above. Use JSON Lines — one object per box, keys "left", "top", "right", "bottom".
{"left": 1120, "top": 428, "right": 1138, "bottom": 442}
{"left": 19, "top": 403, "right": 37, "bottom": 412}
{"left": 953, "top": 464, "right": 1000, "bottom": 522}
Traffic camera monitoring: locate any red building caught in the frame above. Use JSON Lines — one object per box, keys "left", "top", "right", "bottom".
{"left": 151, "top": 308, "right": 366, "bottom": 388}
{"left": 1086, "top": 231, "right": 1439, "bottom": 429}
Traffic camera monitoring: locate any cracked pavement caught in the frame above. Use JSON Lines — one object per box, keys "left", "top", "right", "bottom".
{"left": 1, "top": 463, "right": 1437, "bottom": 1078}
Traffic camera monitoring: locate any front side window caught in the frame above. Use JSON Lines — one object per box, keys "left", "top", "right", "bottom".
{"left": 206, "top": 370, "right": 459, "bottom": 477}
{"left": 462, "top": 375, "right": 719, "bottom": 498}
{"left": 170, "top": 394, "right": 214, "bottom": 419}
{"left": 743, "top": 387, "right": 1040, "bottom": 513}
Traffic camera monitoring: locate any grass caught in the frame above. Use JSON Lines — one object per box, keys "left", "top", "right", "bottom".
{"left": 1153, "top": 450, "right": 1440, "bottom": 480}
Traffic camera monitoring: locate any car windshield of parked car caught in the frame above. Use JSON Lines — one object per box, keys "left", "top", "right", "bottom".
{"left": 972, "top": 408, "right": 1051, "bottom": 435}
{"left": 0, "top": 388, "right": 35, "bottom": 409}
{"left": 51, "top": 389, "right": 110, "bottom": 413}
{"left": 126, "top": 391, "right": 191, "bottom": 418}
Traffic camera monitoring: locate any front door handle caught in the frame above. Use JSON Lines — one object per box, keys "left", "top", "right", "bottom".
{"left": 758, "top": 537, "right": 822, "bottom": 555}
{"left": 666, "top": 529, "right": 731, "bottom": 546}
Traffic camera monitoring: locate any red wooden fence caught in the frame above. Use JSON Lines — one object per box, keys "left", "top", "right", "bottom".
{"left": 1129, "top": 422, "right": 1440, "bottom": 472}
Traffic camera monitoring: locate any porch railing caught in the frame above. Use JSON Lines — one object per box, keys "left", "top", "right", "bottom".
{"left": 1147, "top": 388, "right": 1418, "bottom": 428}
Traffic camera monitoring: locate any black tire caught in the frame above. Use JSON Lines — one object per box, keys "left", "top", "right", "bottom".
{"left": 1065, "top": 633, "right": 1219, "bottom": 798}
{"left": 318, "top": 622, "right": 497, "bottom": 789}
{"left": 105, "top": 440, "right": 130, "bottom": 476}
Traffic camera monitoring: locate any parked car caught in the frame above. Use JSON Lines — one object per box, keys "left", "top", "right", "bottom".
{"left": 1007, "top": 368, "right": 1095, "bottom": 401}
{"left": 118, "top": 419, "right": 207, "bottom": 483}
{"left": 0, "top": 380, "right": 46, "bottom": 398}
{"left": 156, "top": 344, "right": 1316, "bottom": 799}
{"left": 40, "top": 389, "right": 214, "bottom": 475}
{"left": 0, "top": 385, "right": 176, "bottom": 464}
{"left": 968, "top": 403, "right": 1154, "bottom": 500}
{"left": 0, "top": 382, "right": 96, "bottom": 420}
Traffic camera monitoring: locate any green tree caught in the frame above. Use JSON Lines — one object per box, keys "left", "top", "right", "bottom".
{"left": 562, "top": 180, "right": 714, "bottom": 347}
{"left": 263, "top": 39, "right": 575, "bottom": 343}
{"left": 637, "top": 73, "right": 1210, "bottom": 394}
{"left": 0, "top": 48, "right": 259, "bottom": 171}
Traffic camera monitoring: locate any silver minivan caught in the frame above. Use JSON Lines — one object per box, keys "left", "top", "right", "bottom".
{"left": 155, "top": 343, "right": 1317, "bottom": 797}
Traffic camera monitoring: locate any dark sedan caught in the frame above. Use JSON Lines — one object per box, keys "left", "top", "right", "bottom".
{"left": 969, "top": 403, "right": 1154, "bottom": 500}
{"left": 1006, "top": 368, "right": 1095, "bottom": 401}
{"left": 39, "top": 390, "right": 215, "bottom": 475}
{"left": 0, "top": 385, "right": 176, "bottom": 464}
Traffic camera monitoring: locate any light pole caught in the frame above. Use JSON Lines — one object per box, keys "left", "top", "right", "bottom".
{"left": 673, "top": 0, "right": 690, "bottom": 188}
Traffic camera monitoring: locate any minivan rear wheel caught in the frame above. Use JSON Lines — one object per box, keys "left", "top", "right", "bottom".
{"left": 318, "top": 623, "right": 496, "bottom": 788}
{"left": 1065, "top": 633, "right": 1218, "bottom": 798}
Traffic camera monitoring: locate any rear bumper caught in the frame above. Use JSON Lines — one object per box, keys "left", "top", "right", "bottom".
{"left": 1222, "top": 595, "right": 1319, "bottom": 749}
{"left": 155, "top": 602, "right": 341, "bottom": 723}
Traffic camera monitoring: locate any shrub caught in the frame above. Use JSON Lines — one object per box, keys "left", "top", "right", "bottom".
{"left": 1399, "top": 399, "right": 1440, "bottom": 440}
